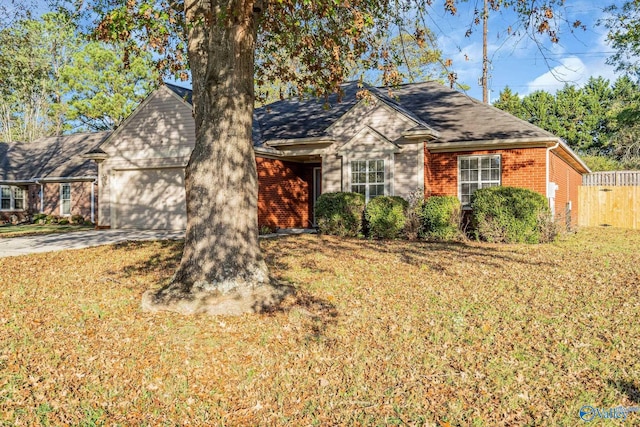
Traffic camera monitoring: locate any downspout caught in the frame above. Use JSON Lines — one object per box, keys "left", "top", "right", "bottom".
{"left": 34, "top": 179, "right": 44, "bottom": 213}
{"left": 546, "top": 141, "right": 560, "bottom": 218}
{"left": 91, "top": 177, "right": 97, "bottom": 224}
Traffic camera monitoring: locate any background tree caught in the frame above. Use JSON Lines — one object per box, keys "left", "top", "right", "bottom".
{"left": 0, "top": 12, "right": 158, "bottom": 140}
{"left": 60, "top": 42, "right": 157, "bottom": 131}
{"left": 601, "top": 0, "right": 640, "bottom": 77}
{"left": 494, "top": 75, "right": 640, "bottom": 170}
{"left": 0, "top": 12, "right": 77, "bottom": 142}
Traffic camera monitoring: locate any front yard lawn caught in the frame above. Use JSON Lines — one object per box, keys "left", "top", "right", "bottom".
{"left": 0, "top": 223, "right": 94, "bottom": 238}
{"left": 1, "top": 228, "right": 638, "bottom": 425}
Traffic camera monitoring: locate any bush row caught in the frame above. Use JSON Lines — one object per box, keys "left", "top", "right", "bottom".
{"left": 315, "top": 187, "right": 557, "bottom": 243}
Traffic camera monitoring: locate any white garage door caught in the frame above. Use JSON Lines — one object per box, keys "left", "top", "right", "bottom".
{"left": 113, "top": 168, "right": 187, "bottom": 230}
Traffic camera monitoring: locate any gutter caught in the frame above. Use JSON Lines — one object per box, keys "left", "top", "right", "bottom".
{"left": 34, "top": 179, "right": 44, "bottom": 214}
{"left": 91, "top": 177, "right": 97, "bottom": 223}
{"left": 35, "top": 176, "right": 98, "bottom": 183}
{"left": 546, "top": 141, "right": 561, "bottom": 217}
{"left": 426, "top": 137, "right": 556, "bottom": 152}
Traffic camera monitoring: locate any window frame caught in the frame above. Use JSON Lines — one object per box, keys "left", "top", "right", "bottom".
{"left": 458, "top": 154, "right": 501, "bottom": 207}
{"left": 60, "top": 183, "right": 71, "bottom": 216}
{"left": 351, "top": 159, "right": 385, "bottom": 202}
{"left": 0, "top": 185, "right": 25, "bottom": 211}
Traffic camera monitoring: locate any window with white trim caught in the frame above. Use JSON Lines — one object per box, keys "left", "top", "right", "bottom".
{"left": 351, "top": 160, "right": 385, "bottom": 202}
{"left": 458, "top": 155, "right": 501, "bottom": 206}
{"left": 61, "top": 183, "right": 71, "bottom": 216}
{"left": 0, "top": 185, "right": 25, "bottom": 210}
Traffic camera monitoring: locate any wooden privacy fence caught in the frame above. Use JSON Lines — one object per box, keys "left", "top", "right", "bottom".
{"left": 579, "top": 171, "right": 640, "bottom": 229}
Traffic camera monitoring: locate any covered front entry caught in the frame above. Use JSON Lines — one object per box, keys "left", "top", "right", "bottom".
{"left": 112, "top": 168, "right": 187, "bottom": 230}
{"left": 256, "top": 157, "right": 320, "bottom": 229}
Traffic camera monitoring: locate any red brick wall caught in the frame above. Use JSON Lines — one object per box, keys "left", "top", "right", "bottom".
{"left": 42, "top": 181, "right": 95, "bottom": 221}
{"left": 550, "top": 152, "right": 582, "bottom": 228}
{"left": 257, "top": 158, "right": 317, "bottom": 229}
{"left": 0, "top": 184, "right": 39, "bottom": 223}
{"left": 425, "top": 147, "right": 547, "bottom": 198}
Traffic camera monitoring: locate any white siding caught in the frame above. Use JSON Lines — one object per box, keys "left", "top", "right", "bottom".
{"left": 112, "top": 168, "right": 186, "bottom": 230}
{"left": 98, "top": 87, "right": 195, "bottom": 228}
{"left": 394, "top": 142, "right": 424, "bottom": 199}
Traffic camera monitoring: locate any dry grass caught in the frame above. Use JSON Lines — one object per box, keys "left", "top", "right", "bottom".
{"left": 1, "top": 228, "right": 639, "bottom": 426}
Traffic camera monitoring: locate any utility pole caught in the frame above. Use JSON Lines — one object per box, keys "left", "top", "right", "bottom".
{"left": 482, "top": 0, "right": 489, "bottom": 103}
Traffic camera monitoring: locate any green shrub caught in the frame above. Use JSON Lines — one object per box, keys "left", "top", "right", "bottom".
{"left": 471, "top": 186, "right": 551, "bottom": 244}
{"left": 45, "top": 215, "right": 59, "bottom": 224}
{"left": 71, "top": 214, "right": 84, "bottom": 225}
{"left": 58, "top": 218, "right": 70, "bottom": 225}
{"left": 32, "top": 213, "right": 47, "bottom": 224}
{"left": 422, "top": 196, "right": 462, "bottom": 240}
{"left": 364, "top": 196, "right": 408, "bottom": 239}
{"left": 315, "top": 192, "right": 366, "bottom": 237}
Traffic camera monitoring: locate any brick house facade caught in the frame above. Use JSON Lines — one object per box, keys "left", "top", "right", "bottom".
{"left": 0, "top": 133, "right": 107, "bottom": 225}
{"left": 54, "top": 81, "right": 589, "bottom": 230}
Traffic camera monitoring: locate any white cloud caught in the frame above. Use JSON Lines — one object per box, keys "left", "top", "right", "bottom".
{"left": 523, "top": 30, "right": 618, "bottom": 95}
{"left": 525, "top": 56, "right": 587, "bottom": 93}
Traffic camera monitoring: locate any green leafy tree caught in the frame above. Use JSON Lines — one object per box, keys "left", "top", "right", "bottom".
{"left": 61, "top": 0, "right": 573, "bottom": 314}
{"left": 495, "top": 75, "right": 640, "bottom": 160}
{"left": 0, "top": 12, "right": 77, "bottom": 141}
{"left": 492, "top": 86, "right": 523, "bottom": 117}
{"left": 60, "top": 42, "right": 158, "bottom": 131}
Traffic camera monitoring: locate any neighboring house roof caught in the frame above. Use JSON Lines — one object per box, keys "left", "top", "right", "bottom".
{"left": 0, "top": 132, "right": 110, "bottom": 183}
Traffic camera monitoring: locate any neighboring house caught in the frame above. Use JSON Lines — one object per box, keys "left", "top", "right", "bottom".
{"left": 0, "top": 132, "right": 110, "bottom": 223}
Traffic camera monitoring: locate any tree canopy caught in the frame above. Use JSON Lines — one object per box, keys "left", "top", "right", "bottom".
{"left": 0, "top": 11, "right": 158, "bottom": 141}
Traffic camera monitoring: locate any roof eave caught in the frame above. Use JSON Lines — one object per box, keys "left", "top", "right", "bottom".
{"left": 35, "top": 176, "right": 98, "bottom": 183}
{"left": 553, "top": 140, "right": 591, "bottom": 174}
{"left": 265, "top": 137, "right": 336, "bottom": 148}
{"left": 426, "top": 137, "right": 559, "bottom": 152}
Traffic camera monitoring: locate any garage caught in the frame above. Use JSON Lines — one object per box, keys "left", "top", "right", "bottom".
{"left": 112, "top": 168, "right": 187, "bottom": 230}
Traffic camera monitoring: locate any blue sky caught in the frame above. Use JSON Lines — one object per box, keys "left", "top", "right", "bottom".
{"left": 426, "top": 0, "right": 625, "bottom": 101}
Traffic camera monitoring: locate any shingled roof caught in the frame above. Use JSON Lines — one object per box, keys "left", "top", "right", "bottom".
{"left": 380, "top": 81, "right": 556, "bottom": 142}
{"left": 166, "top": 80, "right": 556, "bottom": 146}
{"left": 0, "top": 132, "right": 110, "bottom": 183}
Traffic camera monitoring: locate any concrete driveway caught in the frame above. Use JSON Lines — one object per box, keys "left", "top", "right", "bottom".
{"left": 0, "top": 229, "right": 185, "bottom": 258}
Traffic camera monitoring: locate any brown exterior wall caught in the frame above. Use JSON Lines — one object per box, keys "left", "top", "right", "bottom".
{"left": 42, "top": 181, "right": 95, "bottom": 221}
{"left": 0, "top": 184, "right": 39, "bottom": 223}
{"left": 550, "top": 151, "right": 582, "bottom": 228}
{"left": 425, "top": 147, "right": 547, "bottom": 198}
{"left": 257, "top": 158, "right": 316, "bottom": 229}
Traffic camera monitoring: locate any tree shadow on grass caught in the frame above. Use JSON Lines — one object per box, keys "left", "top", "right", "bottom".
{"left": 608, "top": 379, "right": 640, "bottom": 404}
{"left": 261, "top": 285, "right": 339, "bottom": 342}
{"left": 107, "top": 239, "right": 339, "bottom": 340}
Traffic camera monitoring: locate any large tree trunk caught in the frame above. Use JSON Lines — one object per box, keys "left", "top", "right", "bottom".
{"left": 142, "top": 0, "right": 287, "bottom": 315}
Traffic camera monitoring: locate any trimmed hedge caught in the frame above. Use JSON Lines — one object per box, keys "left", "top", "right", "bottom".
{"left": 422, "top": 195, "right": 461, "bottom": 240}
{"left": 315, "top": 192, "right": 365, "bottom": 237}
{"left": 471, "top": 186, "right": 551, "bottom": 243}
{"left": 364, "top": 196, "right": 408, "bottom": 239}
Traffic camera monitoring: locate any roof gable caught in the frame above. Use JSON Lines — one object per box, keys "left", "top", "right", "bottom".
{"left": 97, "top": 85, "right": 195, "bottom": 159}
{"left": 337, "top": 126, "right": 400, "bottom": 156}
